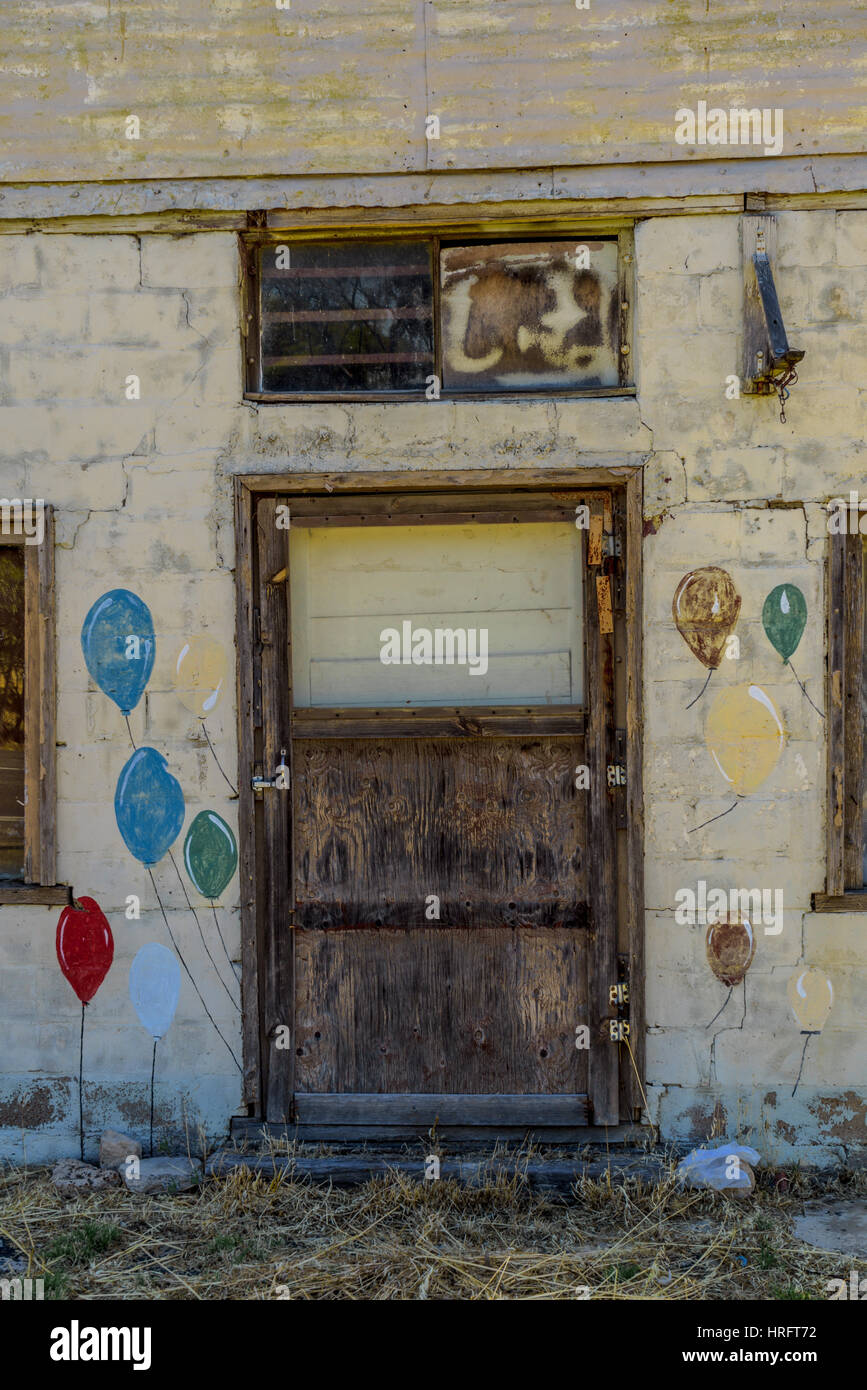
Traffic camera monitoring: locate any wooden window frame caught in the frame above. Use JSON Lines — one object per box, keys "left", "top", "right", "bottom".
{"left": 240, "top": 224, "right": 635, "bottom": 404}
{"left": 0, "top": 503, "right": 63, "bottom": 906}
{"left": 234, "top": 467, "right": 645, "bottom": 1132}
{"left": 814, "top": 529, "right": 866, "bottom": 911}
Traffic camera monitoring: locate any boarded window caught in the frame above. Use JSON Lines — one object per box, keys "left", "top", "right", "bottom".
{"left": 247, "top": 233, "right": 631, "bottom": 398}
{"left": 289, "top": 521, "right": 584, "bottom": 708}
{"left": 0, "top": 546, "right": 25, "bottom": 878}
{"left": 258, "top": 240, "right": 434, "bottom": 394}
{"left": 440, "top": 240, "right": 620, "bottom": 392}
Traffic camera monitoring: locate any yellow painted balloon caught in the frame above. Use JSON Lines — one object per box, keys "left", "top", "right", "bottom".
{"left": 705, "top": 684, "right": 785, "bottom": 795}
{"left": 174, "top": 636, "right": 228, "bottom": 717}
{"left": 788, "top": 968, "right": 833, "bottom": 1033}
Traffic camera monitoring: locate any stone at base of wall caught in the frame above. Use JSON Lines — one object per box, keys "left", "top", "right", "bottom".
{"left": 52, "top": 1159, "right": 122, "bottom": 1197}
{"left": 122, "top": 1156, "right": 202, "bottom": 1194}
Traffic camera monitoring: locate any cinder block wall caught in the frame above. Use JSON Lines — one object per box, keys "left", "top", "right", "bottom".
{"left": 0, "top": 213, "right": 864, "bottom": 1163}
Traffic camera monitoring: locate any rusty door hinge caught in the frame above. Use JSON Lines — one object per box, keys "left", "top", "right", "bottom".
{"left": 608, "top": 956, "right": 631, "bottom": 1041}
{"left": 609, "top": 729, "right": 628, "bottom": 827}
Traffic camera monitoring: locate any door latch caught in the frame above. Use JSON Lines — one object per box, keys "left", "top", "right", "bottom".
{"left": 251, "top": 749, "right": 290, "bottom": 792}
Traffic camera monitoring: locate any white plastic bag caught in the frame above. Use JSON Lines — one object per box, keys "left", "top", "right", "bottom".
{"left": 675, "top": 1140, "right": 760, "bottom": 1191}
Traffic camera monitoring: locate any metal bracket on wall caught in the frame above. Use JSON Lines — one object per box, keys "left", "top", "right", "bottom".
{"left": 741, "top": 212, "right": 804, "bottom": 396}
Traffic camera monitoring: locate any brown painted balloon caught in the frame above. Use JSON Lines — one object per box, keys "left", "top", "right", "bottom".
{"left": 705, "top": 917, "right": 756, "bottom": 987}
{"left": 673, "top": 567, "right": 742, "bottom": 670}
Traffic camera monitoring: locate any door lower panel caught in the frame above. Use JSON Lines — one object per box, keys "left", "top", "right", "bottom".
{"left": 295, "top": 926, "right": 590, "bottom": 1098}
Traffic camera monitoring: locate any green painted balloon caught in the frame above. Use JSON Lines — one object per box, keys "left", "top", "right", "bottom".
{"left": 183, "top": 811, "right": 237, "bottom": 899}
{"left": 762, "top": 583, "right": 808, "bottom": 662}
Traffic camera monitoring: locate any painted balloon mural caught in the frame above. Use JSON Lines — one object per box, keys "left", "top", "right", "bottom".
{"left": 762, "top": 583, "right": 807, "bottom": 662}
{"left": 690, "top": 682, "right": 786, "bottom": 832}
{"left": 183, "top": 811, "right": 241, "bottom": 994}
{"left": 56, "top": 897, "right": 115, "bottom": 1005}
{"left": 705, "top": 684, "right": 785, "bottom": 797}
{"left": 706, "top": 917, "right": 756, "bottom": 988}
{"left": 130, "top": 943, "right": 182, "bottom": 1155}
{"left": 788, "top": 966, "right": 834, "bottom": 1032}
{"left": 174, "top": 635, "right": 227, "bottom": 718}
{"left": 79, "top": 586, "right": 243, "bottom": 1104}
{"left": 672, "top": 567, "right": 741, "bottom": 708}
{"left": 114, "top": 746, "right": 186, "bottom": 867}
{"left": 81, "top": 589, "right": 155, "bottom": 719}
{"left": 705, "top": 917, "right": 756, "bottom": 1029}
{"left": 788, "top": 967, "right": 834, "bottom": 1097}
{"left": 130, "top": 942, "right": 182, "bottom": 1042}
{"left": 173, "top": 635, "right": 237, "bottom": 794}
{"left": 184, "top": 811, "right": 238, "bottom": 901}
{"left": 762, "top": 583, "right": 824, "bottom": 718}
{"left": 56, "top": 897, "right": 114, "bottom": 1159}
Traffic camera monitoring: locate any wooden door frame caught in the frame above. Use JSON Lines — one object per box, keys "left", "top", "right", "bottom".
{"left": 234, "top": 466, "right": 645, "bottom": 1132}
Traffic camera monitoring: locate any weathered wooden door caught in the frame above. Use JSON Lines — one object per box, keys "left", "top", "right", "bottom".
{"left": 248, "top": 482, "right": 628, "bottom": 1131}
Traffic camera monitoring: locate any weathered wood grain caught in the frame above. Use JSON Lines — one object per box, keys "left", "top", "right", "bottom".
{"left": 235, "top": 479, "right": 261, "bottom": 1109}
{"left": 208, "top": 1149, "right": 668, "bottom": 1187}
{"left": 291, "top": 706, "right": 586, "bottom": 739}
{"left": 257, "top": 496, "right": 295, "bottom": 1121}
{"left": 624, "top": 471, "right": 646, "bottom": 1119}
{"left": 293, "top": 1094, "right": 588, "bottom": 1124}
{"left": 292, "top": 736, "right": 587, "bottom": 929}
{"left": 22, "top": 505, "right": 55, "bottom": 887}
{"left": 294, "top": 927, "right": 590, "bottom": 1096}
{"left": 0, "top": 885, "right": 69, "bottom": 905}
{"left": 584, "top": 498, "right": 620, "bottom": 1126}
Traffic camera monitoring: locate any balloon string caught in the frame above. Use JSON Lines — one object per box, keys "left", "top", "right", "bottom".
{"left": 688, "top": 797, "right": 739, "bottom": 833}
{"left": 705, "top": 986, "right": 733, "bottom": 1031}
{"left": 168, "top": 851, "right": 240, "bottom": 1015}
{"left": 685, "top": 668, "right": 713, "bottom": 710}
{"left": 791, "top": 1031, "right": 818, "bottom": 1098}
{"left": 79, "top": 1002, "right": 86, "bottom": 1162}
{"left": 200, "top": 720, "right": 238, "bottom": 797}
{"left": 124, "top": 715, "right": 137, "bottom": 750}
{"left": 211, "top": 900, "right": 240, "bottom": 985}
{"left": 787, "top": 660, "right": 825, "bottom": 720}
{"left": 150, "top": 1037, "right": 157, "bottom": 1158}
{"left": 146, "top": 866, "right": 242, "bottom": 1073}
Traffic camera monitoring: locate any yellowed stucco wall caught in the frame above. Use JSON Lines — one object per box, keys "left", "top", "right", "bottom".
{"left": 1, "top": 0, "right": 865, "bottom": 182}
{"left": 0, "top": 209, "right": 865, "bottom": 1162}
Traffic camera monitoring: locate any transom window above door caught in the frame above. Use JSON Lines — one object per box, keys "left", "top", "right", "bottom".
{"left": 289, "top": 519, "right": 584, "bottom": 709}
{"left": 242, "top": 232, "right": 633, "bottom": 400}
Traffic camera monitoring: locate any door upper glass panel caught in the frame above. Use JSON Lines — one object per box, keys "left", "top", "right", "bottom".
{"left": 289, "top": 521, "right": 584, "bottom": 708}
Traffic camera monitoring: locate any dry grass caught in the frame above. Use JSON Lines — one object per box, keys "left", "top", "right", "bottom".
{"left": 1, "top": 1147, "right": 864, "bottom": 1301}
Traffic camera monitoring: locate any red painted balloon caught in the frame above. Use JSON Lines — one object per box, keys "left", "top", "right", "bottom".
{"left": 56, "top": 897, "right": 114, "bottom": 1003}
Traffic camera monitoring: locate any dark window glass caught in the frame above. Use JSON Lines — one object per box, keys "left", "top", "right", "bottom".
{"left": 259, "top": 241, "right": 434, "bottom": 394}
{"left": 0, "top": 547, "right": 25, "bottom": 879}
{"left": 440, "top": 240, "right": 621, "bottom": 392}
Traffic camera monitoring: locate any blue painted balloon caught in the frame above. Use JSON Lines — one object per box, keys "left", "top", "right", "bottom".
{"left": 81, "top": 589, "right": 155, "bottom": 716}
{"left": 129, "top": 943, "right": 181, "bottom": 1040}
{"left": 115, "top": 747, "right": 185, "bottom": 866}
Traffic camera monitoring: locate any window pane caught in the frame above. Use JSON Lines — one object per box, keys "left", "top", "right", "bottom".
{"left": 290, "top": 521, "right": 584, "bottom": 708}
{"left": 0, "top": 547, "right": 25, "bottom": 878}
{"left": 441, "top": 239, "right": 621, "bottom": 392}
{"left": 260, "top": 240, "right": 434, "bottom": 394}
